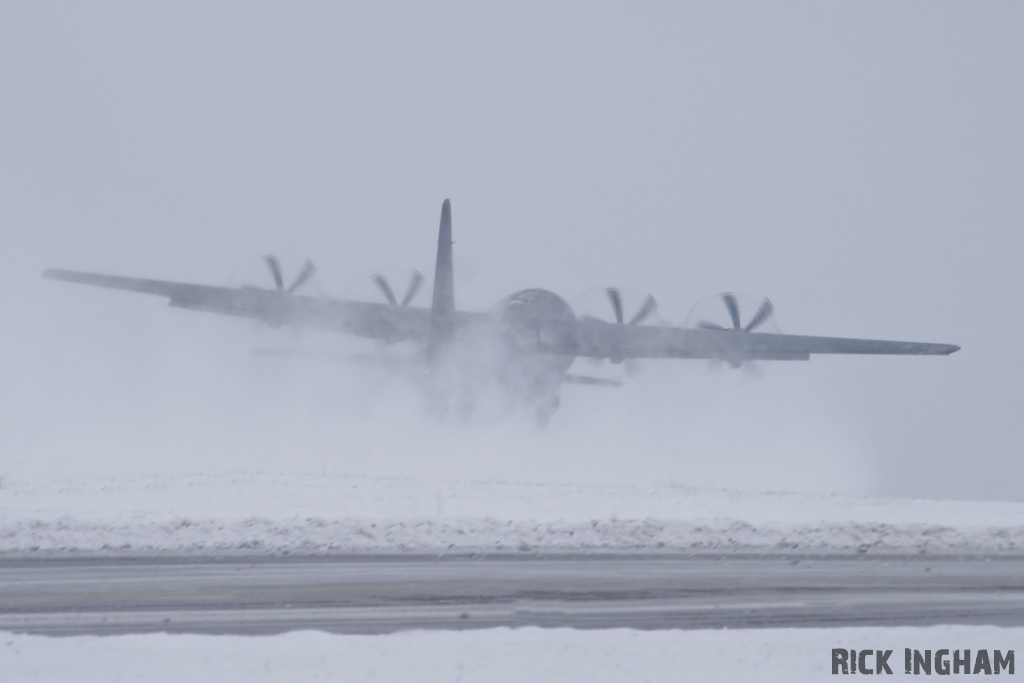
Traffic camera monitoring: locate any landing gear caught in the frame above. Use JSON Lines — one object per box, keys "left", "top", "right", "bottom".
{"left": 534, "top": 395, "right": 560, "bottom": 429}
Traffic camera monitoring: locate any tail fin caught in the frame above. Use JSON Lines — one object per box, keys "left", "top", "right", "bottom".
{"left": 428, "top": 199, "right": 455, "bottom": 354}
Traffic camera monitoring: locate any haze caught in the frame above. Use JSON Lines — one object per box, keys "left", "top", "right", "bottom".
{"left": 1, "top": 3, "right": 1020, "bottom": 500}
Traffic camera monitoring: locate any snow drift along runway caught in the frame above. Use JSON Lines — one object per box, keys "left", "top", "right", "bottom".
{"left": 7, "top": 474, "right": 1024, "bottom": 635}
{"left": 2, "top": 473, "right": 1024, "bottom": 556}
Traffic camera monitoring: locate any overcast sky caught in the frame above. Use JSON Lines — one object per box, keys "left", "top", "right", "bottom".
{"left": 1, "top": 2, "right": 1021, "bottom": 500}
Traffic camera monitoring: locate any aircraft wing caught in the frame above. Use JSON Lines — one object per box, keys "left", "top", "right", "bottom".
{"left": 555, "top": 319, "right": 959, "bottom": 362}
{"left": 43, "top": 269, "right": 960, "bottom": 361}
{"left": 43, "top": 269, "right": 441, "bottom": 343}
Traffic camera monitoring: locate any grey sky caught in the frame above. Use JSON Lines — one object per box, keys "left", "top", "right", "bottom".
{"left": 1, "top": 3, "right": 1020, "bottom": 499}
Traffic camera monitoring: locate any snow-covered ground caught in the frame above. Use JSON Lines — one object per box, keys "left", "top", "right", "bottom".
{"left": 3, "top": 472, "right": 1024, "bottom": 555}
{"left": 2, "top": 625, "right": 1021, "bottom": 682}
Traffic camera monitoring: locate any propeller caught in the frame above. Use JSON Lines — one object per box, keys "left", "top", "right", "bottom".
{"left": 600, "top": 288, "right": 658, "bottom": 368}
{"left": 263, "top": 256, "right": 316, "bottom": 294}
{"left": 604, "top": 288, "right": 658, "bottom": 326}
{"left": 697, "top": 293, "right": 774, "bottom": 333}
{"left": 371, "top": 270, "right": 424, "bottom": 306}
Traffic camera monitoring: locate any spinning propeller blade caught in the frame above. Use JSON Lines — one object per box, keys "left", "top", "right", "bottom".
{"left": 697, "top": 293, "right": 774, "bottom": 333}
{"left": 606, "top": 288, "right": 624, "bottom": 325}
{"left": 744, "top": 298, "right": 774, "bottom": 332}
{"left": 264, "top": 255, "right": 315, "bottom": 294}
{"left": 371, "top": 274, "right": 398, "bottom": 305}
{"left": 264, "top": 255, "right": 284, "bottom": 291}
{"left": 600, "top": 288, "right": 658, "bottom": 367}
{"left": 288, "top": 259, "right": 316, "bottom": 293}
{"left": 722, "top": 292, "right": 742, "bottom": 330}
{"left": 372, "top": 270, "right": 424, "bottom": 306}
{"left": 604, "top": 288, "right": 656, "bottom": 326}
{"left": 628, "top": 294, "right": 658, "bottom": 326}
{"left": 401, "top": 271, "right": 424, "bottom": 306}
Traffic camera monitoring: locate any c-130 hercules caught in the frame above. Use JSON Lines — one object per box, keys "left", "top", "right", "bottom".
{"left": 45, "top": 199, "right": 959, "bottom": 425}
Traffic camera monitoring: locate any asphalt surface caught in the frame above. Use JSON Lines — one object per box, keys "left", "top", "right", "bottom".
{"left": 1, "top": 553, "right": 1024, "bottom": 635}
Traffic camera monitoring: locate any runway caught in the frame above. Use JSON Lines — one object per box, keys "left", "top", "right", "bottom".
{"left": 2, "top": 553, "right": 1024, "bottom": 635}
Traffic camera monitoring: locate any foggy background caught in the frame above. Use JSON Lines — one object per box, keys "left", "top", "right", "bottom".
{"left": 0, "top": 2, "right": 1020, "bottom": 500}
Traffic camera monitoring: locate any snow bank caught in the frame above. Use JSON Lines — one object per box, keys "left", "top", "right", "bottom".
{"left": 6, "top": 515, "right": 1024, "bottom": 556}
{"left": 2, "top": 473, "right": 1024, "bottom": 556}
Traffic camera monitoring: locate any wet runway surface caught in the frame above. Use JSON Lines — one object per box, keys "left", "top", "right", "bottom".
{"left": 2, "top": 553, "right": 1024, "bottom": 635}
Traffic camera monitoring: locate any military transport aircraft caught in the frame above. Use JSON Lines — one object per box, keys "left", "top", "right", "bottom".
{"left": 44, "top": 199, "right": 959, "bottom": 425}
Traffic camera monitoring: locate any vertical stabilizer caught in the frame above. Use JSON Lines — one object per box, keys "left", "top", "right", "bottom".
{"left": 429, "top": 199, "right": 455, "bottom": 353}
